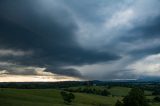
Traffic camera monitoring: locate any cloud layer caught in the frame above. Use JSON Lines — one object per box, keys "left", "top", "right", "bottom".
{"left": 0, "top": 0, "right": 160, "bottom": 80}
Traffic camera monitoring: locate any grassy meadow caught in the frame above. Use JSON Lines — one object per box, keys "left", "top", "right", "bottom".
{"left": 0, "top": 86, "right": 159, "bottom": 106}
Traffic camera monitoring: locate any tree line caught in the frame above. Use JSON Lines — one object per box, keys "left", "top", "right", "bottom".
{"left": 64, "top": 87, "right": 110, "bottom": 96}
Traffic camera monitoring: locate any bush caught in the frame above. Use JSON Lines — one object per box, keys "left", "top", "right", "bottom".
{"left": 60, "top": 91, "right": 75, "bottom": 104}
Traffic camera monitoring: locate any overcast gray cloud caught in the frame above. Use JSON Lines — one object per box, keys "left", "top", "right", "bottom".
{"left": 0, "top": 0, "right": 160, "bottom": 80}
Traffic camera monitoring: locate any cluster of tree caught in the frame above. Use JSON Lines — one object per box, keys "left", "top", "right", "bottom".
{"left": 60, "top": 91, "right": 75, "bottom": 104}
{"left": 64, "top": 87, "right": 110, "bottom": 96}
{"left": 0, "top": 81, "right": 111, "bottom": 89}
{"left": 152, "top": 89, "right": 160, "bottom": 95}
{"left": 154, "top": 96, "right": 160, "bottom": 102}
{"left": 0, "top": 81, "right": 159, "bottom": 90}
{"left": 115, "top": 88, "right": 149, "bottom": 106}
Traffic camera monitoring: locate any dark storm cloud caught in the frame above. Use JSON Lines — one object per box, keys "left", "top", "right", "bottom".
{"left": 1, "top": 0, "right": 160, "bottom": 80}
{"left": 0, "top": 15, "right": 119, "bottom": 65}
{"left": 121, "top": 16, "right": 160, "bottom": 42}
{"left": 118, "top": 15, "right": 160, "bottom": 56}
{"left": 0, "top": 0, "right": 120, "bottom": 77}
{"left": 134, "top": 17, "right": 160, "bottom": 38}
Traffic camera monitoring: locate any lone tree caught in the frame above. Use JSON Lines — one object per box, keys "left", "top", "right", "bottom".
{"left": 123, "top": 88, "right": 149, "bottom": 106}
{"left": 61, "top": 91, "right": 75, "bottom": 104}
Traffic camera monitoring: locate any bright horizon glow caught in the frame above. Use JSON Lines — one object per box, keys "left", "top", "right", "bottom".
{"left": 0, "top": 74, "right": 82, "bottom": 82}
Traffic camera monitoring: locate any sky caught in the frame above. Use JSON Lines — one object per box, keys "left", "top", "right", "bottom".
{"left": 0, "top": 0, "right": 160, "bottom": 82}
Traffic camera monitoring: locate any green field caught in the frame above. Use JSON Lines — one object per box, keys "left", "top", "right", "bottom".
{"left": 0, "top": 87, "right": 159, "bottom": 106}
